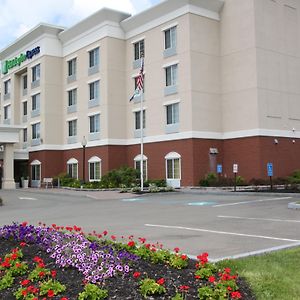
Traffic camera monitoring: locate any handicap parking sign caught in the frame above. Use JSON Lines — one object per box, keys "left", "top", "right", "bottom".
{"left": 267, "top": 163, "right": 273, "bottom": 177}
{"left": 217, "top": 164, "right": 222, "bottom": 174}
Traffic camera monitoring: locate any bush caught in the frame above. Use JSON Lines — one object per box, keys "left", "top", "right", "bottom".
{"left": 248, "top": 178, "right": 269, "bottom": 186}
{"left": 199, "top": 173, "right": 218, "bottom": 187}
{"left": 55, "top": 173, "right": 81, "bottom": 188}
{"left": 100, "top": 166, "right": 139, "bottom": 188}
{"left": 288, "top": 170, "right": 300, "bottom": 184}
{"left": 144, "top": 179, "right": 167, "bottom": 188}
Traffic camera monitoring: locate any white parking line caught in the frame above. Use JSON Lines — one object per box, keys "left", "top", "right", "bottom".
{"left": 19, "top": 197, "right": 38, "bottom": 201}
{"left": 144, "top": 223, "right": 300, "bottom": 242}
{"left": 218, "top": 215, "right": 300, "bottom": 223}
{"left": 212, "top": 196, "right": 292, "bottom": 207}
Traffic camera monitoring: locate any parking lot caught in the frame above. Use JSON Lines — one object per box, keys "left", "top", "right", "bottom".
{"left": 0, "top": 188, "right": 299, "bottom": 260}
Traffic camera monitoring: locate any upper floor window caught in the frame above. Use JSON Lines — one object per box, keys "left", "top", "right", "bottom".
{"left": 134, "top": 40, "right": 144, "bottom": 60}
{"left": 32, "top": 122, "right": 40, "bottom": 139}
{"left": 166, "top": 103, "right": 179, "bottom": 125}
{"left": 23, "top": 128, "right": 28, "bottom": 143}
{"left": 89, "top": 80, "right": 99, "bottom": 101}
{"left": 23, "top": 75, "right": 28, "bottom": 90}
{"left": 166, "top": 64, "right": 178, "bottom": 87}
{"left": 32, "top": 93, "right": 40, "bottom": 112}
{"left": 32, "top": 64, "right": 40, "bottom": 82}
{"left": 135, "top": 110, "right": 146, "bottom": 130}
{"left": 68, "top": 89, "right": 77, "bottom": 107}
{"left": 165, "top": 27, "right": 177, "bottom": 49}
{"left": 68, "top": 58, "right": 77, "bottom": 77}
{"left": 68, "top": 119, "right": 77, "bottom": 137}
{"left": 89, "top": 47, "right": 99, "bottom": 68}
{"left": 4, "top": 105, "right": 11, "bottom": 120}
{"left": 89, "top": 114, "right": 100, "bottom": 133}
{"left": 23, "top": 101, "right": 28, "bottom": 116}
{"left": 4, "top": 79, "right": 11, "bottom": 95}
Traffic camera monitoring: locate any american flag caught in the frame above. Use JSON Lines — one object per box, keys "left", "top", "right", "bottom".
{"left": 136, "top": 56, "right": 144, "bottom": 91}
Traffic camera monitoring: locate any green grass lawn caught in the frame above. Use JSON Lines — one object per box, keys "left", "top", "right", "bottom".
{"left": 217, "top": 247, "right": 300, "bottom": 300}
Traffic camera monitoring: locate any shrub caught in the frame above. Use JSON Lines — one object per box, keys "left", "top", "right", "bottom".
{"left": 199, "top": 173, "right": 218, "bottom": 187}
{"left": 100, "top": 166, "right": 139, "bottom": 188}
{"left": 144, "top": 179, "right": 167, "bottom": 188}
{"left": 249, "top": 178, "right": 269, "bottom": 186}
{"left": 288, "top": 170, "right": 300, "bottom": 184}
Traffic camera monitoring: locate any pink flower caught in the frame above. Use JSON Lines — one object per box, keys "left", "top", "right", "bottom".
{"left": 208, "top": 276, "right": 215, "bottom": 283}
{"left": 174, "top": 247, "right": 180, "bottom": 253}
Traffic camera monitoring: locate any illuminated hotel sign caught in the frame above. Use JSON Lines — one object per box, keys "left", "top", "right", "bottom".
{"left": 2, "top": 46, "right": 40, "bottom": 74}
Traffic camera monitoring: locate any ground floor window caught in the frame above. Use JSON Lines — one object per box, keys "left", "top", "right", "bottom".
{"left": 88, "top": 156, "right": 101, "bottom": 181}
{"left": 134, "top": 154, "right": 147, "bottom": 180}
{"left": 67, "top": 158, "right": 78, "bottom": 179}
{"left": 165, "top": 152, "right": 181, "bottom": 179}
{"left": 30, "top": 160, "right": 41, "bottom": 181}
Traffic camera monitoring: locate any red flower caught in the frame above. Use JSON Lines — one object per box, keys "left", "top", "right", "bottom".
{"left": 39, "top": 271, "right": 45, "bottom": 277}
{"left": 224, "top": 267, "right": 231, "bottom": 274}
{"left": 179, "top": 285, "right": 190, "bottom": 291}
{"left": 111, "top": 235, "right": 116, "bottom": 241}
{"left": 227, "top": 286, "right": 232, "bottom": 291}
{"left": 174, "top": 247, "right": 180, "bottom": 253}
{"left": 61, "top": 298, "right": 69, "bottom": 300}
{"left": 33, "top": 256, "right": 43, "bottom": 263}
{"left": 195, "top": 275, "right": 201, "bottom": 279}
{"left": 21, "top": 221, "right": 28, "bottom": 227}
{"left": 208, "top": 276, "right": 215, "bottom": 283}
{"left": 22, "top": 290, "right": 28, "bottom": 296}
{"left": 48, "top": 290, "right": 55, "bottom": 297}
{"left": 21, "top": 279, "right": 30, "bottom": 286}
{"left": 231, "top": 291, "right": 242, "bottom": 299}
{"left": 20, "top": 242, "right": 27, "bottom": 247}
{"left": 103, "top": 230, "right": 108, "bottom": 236}
{"left": 139, "top": 237, "right": 146, "bottom": 244}
{"left": 157, "top": 278, "right": 165, "bottom": 285}
{"left": 38, "top": 262, "right": 45, "bottom": 268}
{"left": 127, "top": 241, "right": 135, "bottom": 247}
{"left": 15, "top": 263, "right": 22, "bottom": 268}
{"left": 133, "top": 272, "right": 141, "bottom": 278}
{"left": 181, "top": 254, "right": 188, "bottom": 260}
{"left": 51, "top": 270, "right": 57, "bottom": 278}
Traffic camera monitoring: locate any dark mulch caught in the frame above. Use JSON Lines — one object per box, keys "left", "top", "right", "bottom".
{"left": 0, "top": 239, "right": 256, "bottom": 299}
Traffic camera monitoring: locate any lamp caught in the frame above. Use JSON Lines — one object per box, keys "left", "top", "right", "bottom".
{"left": 274, "top": 139, "right": 278, "bottom": 145}
{"left": 81, "top": 136, "right": 87, "bottom": 182}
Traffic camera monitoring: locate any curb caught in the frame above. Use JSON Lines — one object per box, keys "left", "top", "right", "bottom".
{"left": 288, "top": 202, "right": 300, "bottom": 210}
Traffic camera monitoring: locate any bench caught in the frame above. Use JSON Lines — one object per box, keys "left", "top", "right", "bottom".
{"left": 41, "top": 177, "right": 53, "bottom": 188}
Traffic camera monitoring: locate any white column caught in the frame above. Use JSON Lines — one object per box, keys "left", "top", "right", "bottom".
{"left": 2, "top": 143, "right": 16, "bottom": 189}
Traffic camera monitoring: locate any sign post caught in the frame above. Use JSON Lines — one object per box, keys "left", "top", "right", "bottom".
{"left": 233, "top": 164, "right": 238, "bottom": 192}
{"left": 217, "top": 164, "right": 222, "bottom": 183}
{"left": 267, "top": 162, "right": 273, "bottom": 190}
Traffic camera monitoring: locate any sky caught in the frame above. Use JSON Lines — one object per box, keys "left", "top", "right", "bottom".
{"left": 0, "top": 0, "right": 161, "bottom": 50}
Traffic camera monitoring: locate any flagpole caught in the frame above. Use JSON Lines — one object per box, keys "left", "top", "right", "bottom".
{"left": 140, "top": 88, "right": 144, "bottom": 192}
{"left": 140, "top": 55, "right": 144, "bottom": 192}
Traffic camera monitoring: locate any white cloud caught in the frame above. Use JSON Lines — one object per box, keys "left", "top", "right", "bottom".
{"left": 0, "top": 0, "right": 162, "bottom": 50}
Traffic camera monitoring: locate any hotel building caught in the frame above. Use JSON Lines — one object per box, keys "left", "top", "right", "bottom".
{"left": 1, "top": 0, "right": 300, "bottom": 189}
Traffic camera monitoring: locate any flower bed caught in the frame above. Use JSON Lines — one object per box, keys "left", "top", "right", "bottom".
{"left": 0, "top": 222, "right": 255, "bottom": 299}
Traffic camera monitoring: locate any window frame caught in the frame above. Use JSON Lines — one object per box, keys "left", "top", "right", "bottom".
{"left": 134, "top": 40, "right": 144, "bottom": 61}
{"left": 166, "top": 103, "right": 179, "bottom": 125}
{"left": 68, "top": 119, "right": 77, "bottom": 137}
{"left": 134, "top": 110, "right": 146, "bottom": 130}
{"left": 164, "top": 26, "right": 177, "bottom": 50}
{"left": 89, "top": 114, "right": 100, "bottom": 133}
{"left": 68, "top": 88, "right": 77, "bottom": 107}
{"left": 89, "top": 47, "right": 99, "bottom": 68}
{"left": 32, "top": 64, "right": 40, "bottom": 82}
{"left": 165, "top": 64, "right": 178, "bottom": 87}
{"left": 32, "top": 122, "right": 40, "bottom": 140}
{"left": 88, "top": 156, "right": 101, "bottom": 182}
{"left": 67, "top": 158, "right": 78, "bottom": 179}
{"left": 68, "top": 58, "right": 77, "bottom": 77}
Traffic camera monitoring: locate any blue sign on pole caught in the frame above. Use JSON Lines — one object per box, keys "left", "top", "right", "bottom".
{"left": 217, "top": 164, "right": 222, "bottom": 174}
{"left": 267, "top": 163, "right": 273, "bottom": 177}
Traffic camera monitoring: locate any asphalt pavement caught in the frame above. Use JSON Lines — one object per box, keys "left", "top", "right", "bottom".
{"left": 0, "top": 188, "right": 299, "bottom": 261}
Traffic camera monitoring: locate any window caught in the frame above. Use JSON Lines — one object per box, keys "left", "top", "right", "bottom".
{"left": 164, "top": 26, "right": 177, "bottom": 50}
{"left": 4, "top": 105, "right": 11, "bottom": 120}
{"left": 89, "top": 81, "right": 99, "bottom": 101}
{"left": 134, "top": 154, "right": 147, "bottom": 180}
{"left": 23, "top": 75, "right": 28, "bottom": 90}
{"left": 165, "top": 152, "right": 181, "bottom": 180}
{"left": 32, "top": 123, "right": 40, "bottom": 140}
{"left": 68, "top": 119, "right": 77, "bottom": 137}
{"left": 32, "top": 93, "right": 40, "bottom": 111}
{"left": 89, "top": 47, "right": 99, "bottom": 68}
{"left": 67, "top": 158, "right": 78, "bottom": 179}
{"left": 23, "top": 101, "right": 27, "bottom": 116}
{"left": 165, "top": 64, "right": 178, "bottom": 87}
{"left": 4, "top": 79, "right": 11, "bottom": 95}
{"left": 68, "top": 58, "right": 77, "bottom": 77}
{"left": 166, "top": 103, "right": 179, "bottom": 125}
{"left": 89, "top": 114, "right": 100, "bottom": 133}
{"left": 135, "top": 110, "right": 146, "bottom": 130}
{"left": 31, "top": 160, "right": 41, "bottom": 181}
{"left": 134, "top": 40, "right": 144, "bottom": 60}
{"left": 88, "top": 156, "right": 101, "bottom": 181}
{"left": 23, "top": 128, "right": 27, "bottom": 143}
{"left": 68, "top": 89, "right": 77, "bottom": 107}
{"left": 32, "top": 64, "right": 40, "bottom": 82}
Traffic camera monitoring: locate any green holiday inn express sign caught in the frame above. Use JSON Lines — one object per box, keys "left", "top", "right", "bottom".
{"left": 2, "top": 46, "right": 40, "bottom": 74}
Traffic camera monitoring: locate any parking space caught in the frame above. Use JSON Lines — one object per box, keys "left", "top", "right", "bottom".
{"left": 0, "top": 189, "right": 299, "bottom": 260}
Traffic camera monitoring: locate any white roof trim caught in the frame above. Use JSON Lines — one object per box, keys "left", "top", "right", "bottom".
{"left": 30, "top": 159, "right": 41, "bottom": 165}
{"left": 165, "top": 151, "right": 181, "bottom": 159}
{"left": 67, "top": 158, "right": 78, "bottom": 164}
{"left": 88, "top": 156, "right": 101, "bottom": 163}
{"left": 134, "top": 154, "right": 148, "bottom": 161}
